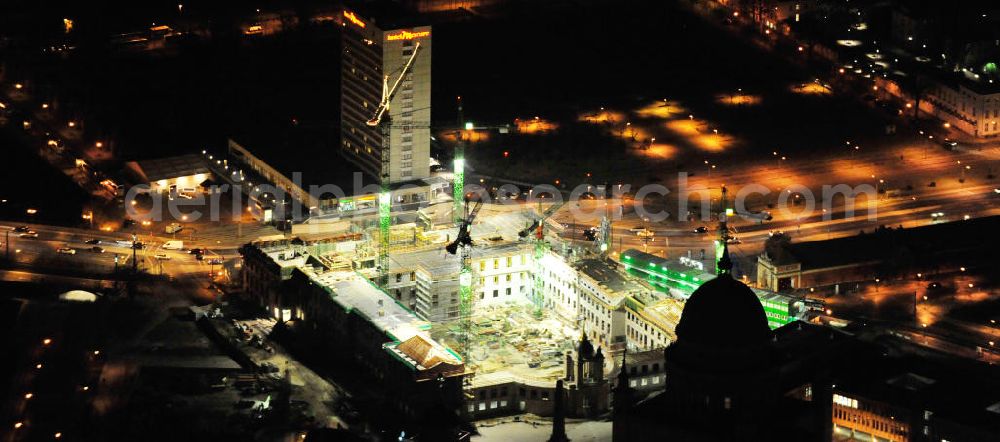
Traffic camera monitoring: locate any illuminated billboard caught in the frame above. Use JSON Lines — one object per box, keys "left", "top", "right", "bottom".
{"left": 343, "top": 10, "right": 366, "bottom": 28}
{"left": 386, "top": 30, "right": 431, "bottom": 41}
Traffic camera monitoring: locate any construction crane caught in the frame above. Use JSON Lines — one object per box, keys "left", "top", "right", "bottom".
{"left": 445, "top": 195, "right": 483, "bottom": 360}
{"left": 453, "top": 96, "right": 512, "bottom": 222}
{"left": 518, "top": 197, "right": 568, "bottom": 317}
{"left": 366, "top": 41, "right": 422, "bottom": 287}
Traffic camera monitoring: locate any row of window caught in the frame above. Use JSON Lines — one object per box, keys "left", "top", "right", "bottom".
{"left": 833, "top": 407, "right": 908, "bottom": 436}
{"left": 478, "top": 255, "right": 528, "bottom": 271}
{"left": 479, "top": 286, "right": 526, "bottom": 299}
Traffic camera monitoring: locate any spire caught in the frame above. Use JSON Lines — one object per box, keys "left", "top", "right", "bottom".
{"left": 613, "top": 347, "right": 635, "bottom": 415}
{"left": 717, "top": 241, "right": 733, "bottom": 277}
{"left": 616, "top": 347, "right": 629, "bottom": 385}
{"left": 548, "top": 380, "right": 570, "bottom": 442}
{"left": 716, "top": 185, "right": 733, "bottom": 277}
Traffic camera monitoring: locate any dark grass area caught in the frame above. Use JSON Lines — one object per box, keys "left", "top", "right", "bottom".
{"left": 1, "top": 0, "right": 894, "bottom": 187}
{"left": 0, "top": 127, "right": 86, "bottom": 225}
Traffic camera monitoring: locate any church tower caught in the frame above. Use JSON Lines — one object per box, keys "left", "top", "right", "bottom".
{"left": 568, "top": 332, "right": 609, "bottom": 418}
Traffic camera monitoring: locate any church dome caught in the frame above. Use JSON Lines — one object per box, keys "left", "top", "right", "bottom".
{"left": 674, "top": 275, "right": 771, "bottom": 349}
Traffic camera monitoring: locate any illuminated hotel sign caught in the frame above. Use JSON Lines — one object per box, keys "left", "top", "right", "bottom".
{"left": 343, "top": 10, "right": 365, "bottom": 28}
{"left": 386, "top": 30, "right": 430, "bottom": 41}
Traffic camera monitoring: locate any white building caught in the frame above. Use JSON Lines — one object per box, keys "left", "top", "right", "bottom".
{"left": 537, "top": 249, "right": 582, "bottom": 321}
{"left": 474, "top": 243, "right": 534, "bottom": 307}
{"left": 924, "top": 80, "right": 1000, "bottom": 138}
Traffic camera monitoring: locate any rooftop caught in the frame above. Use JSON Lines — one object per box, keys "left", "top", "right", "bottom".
{"left": 763, "top": 216, "right": 1000, "bottom": 270}
{"left": 298, "top": 267, "right": 463, "bottom": 372}
{"left": 132, "top": 153, "right": 211, "bottom": 183}
{"left": 575, "top": 258, "right": 634, "bottom": 295}
{"left": 389, "top": 241, "right": 530, "bottom": 277}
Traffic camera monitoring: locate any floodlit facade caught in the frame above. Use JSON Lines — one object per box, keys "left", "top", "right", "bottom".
{"left": 474, "top": 244, "right": 533, "bottom": 307}
{"left": 339, "top": 9, "right": 433, "bottom": 184}
{"left": 923, "top": 81, "right": 1000, "bottom": 138}
{"left": 383, "top": 26, "right": 432, "bottom": 182}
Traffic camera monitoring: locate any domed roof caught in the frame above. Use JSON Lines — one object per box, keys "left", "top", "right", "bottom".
{"left": 674, "top": 275, "right": 771, "bottom": 349}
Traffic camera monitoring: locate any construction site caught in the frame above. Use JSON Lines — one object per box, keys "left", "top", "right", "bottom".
{"left": 234, "top": 9, "right": 808, "bottom": 425}
{"left": 431, "top": 303, "right": 581, "bottom": 388}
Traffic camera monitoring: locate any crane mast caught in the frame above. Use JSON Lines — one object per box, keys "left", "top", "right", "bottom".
{"left": 518, "top": 199, "right": 567, "bottom": 317}
{"left": 366, "top": 41, "right": 422, "bottom": 287}
{"left": 446, "top": 197, "right": 483, "bottom": 359}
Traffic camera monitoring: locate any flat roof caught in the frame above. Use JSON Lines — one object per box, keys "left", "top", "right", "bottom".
{"left": 389, "top": 241, "right": 530, "bottom": 277}
{"left": 134, "top": 153, "right": 211, "bottom": 183}
{"left": 575, "top": 258, "right": 634, "bottom": 295}
{"left": 768, "top": 216, "right": 1000, "bottom": 270}
{"left": 298, "top": 267, "right": 462, "bottom": 368}
{"left": 637, "top": 298, "right": 683, "bottom": 338}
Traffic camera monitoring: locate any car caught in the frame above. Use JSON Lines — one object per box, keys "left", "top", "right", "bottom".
{"left": 132, "top": 242, "right": 145, "bottom": 250}
{"left": 19, "top": 231, "right": 38, "bottom": 238}
{"left": 207, "top": 258, "right": 224, "bottom": 265}
{"left": 57, "top": 247, "right": 77, "bottom": 255}
{"left": 725, "top": 237, "right": 742, "bottom": 245}
{"left": 154, "top": 253, "right": 171, "bottom": 260}
{"left": 693, "top": 226, "right": 709, "bottom": 234}
{"left": 13, "top": 226, "right": 30, "bottom": 233}
{"left": 195, "top": 253, "right": 205, "bottom": 261}
{"left": 85, "top": 239, "right": 102, "bottom": 245}
{"left": 927, "top": 282, "right": 942, "bottom": 290}
{"left": 188, "top": 248, "right": 205, "bottom": 255}
{"left": 90, "top": 246, "right": 105, "bottom": 253}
